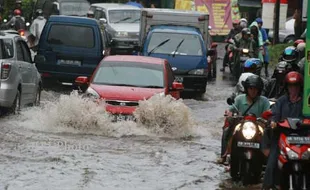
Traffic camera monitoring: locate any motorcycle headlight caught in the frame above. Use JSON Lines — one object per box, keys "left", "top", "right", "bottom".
{"left": 286, "top": 147, "right": 299, "bottom": 160}
{"left": 115, "top": 31, "right": 128, "bottom": 37}
{"left": 242, "top": 121, "right": 257, "bottom": 140}
{"left": 188, "top": 69, "right": 206, "bottom": 75}
{"left": 242, "top": 49, "right": 249, "bottom": 53}
{"left": 301, "top": 148, "right": 310, "bottom": 160}
{"left": 85, "top": 87, "right": 100, "bottom": 99}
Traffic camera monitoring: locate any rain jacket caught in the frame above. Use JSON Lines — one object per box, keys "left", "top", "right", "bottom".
{"left": 29, "top": 16, "right": 46, "bottom": 47}
{"left": 249, "top": 21, "right": 264, "bottom": 62}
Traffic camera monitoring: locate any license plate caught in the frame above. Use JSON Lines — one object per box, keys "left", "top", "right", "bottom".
{"left": 113, "top": 114, "right": 135, "bottom": 122}
{"left": 57, "top": 59, "right": 81, "bottom": 66}
{"left": 237, "top": 141, "right": 260, "bottom": 149}
{"left": 286, "top": 136, "right": 310, "bottom": 145}
{"left": 175, "top": 77, "right": 183, "bottom": 83}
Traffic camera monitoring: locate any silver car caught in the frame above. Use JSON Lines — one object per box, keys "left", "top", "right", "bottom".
{"left": 0, "top": 31, "right": 42, "bottom": 114}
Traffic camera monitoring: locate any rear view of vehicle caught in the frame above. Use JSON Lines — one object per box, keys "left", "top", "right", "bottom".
{"left": 276, "top": 118, "right": 310, "bottom": 190}
{"left": 34, "top": 15, "right": 107, "bottom": 85}
{"left": 41, "top": 0, "right": 90, "bottom": 18}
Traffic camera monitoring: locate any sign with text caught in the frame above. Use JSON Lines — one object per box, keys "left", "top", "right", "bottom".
{"left": 261, "top": 0, "right": 288, "bottom": 30}
{"left": 175, "top": 0, "right": 240, "bottom": 36}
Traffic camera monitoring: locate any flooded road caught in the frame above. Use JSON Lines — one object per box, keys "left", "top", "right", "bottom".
{"left": 0, "top": 44, "right": 262, "bottom": 190}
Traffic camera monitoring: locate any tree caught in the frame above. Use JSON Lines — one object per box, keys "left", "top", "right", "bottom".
{"left": 3, "top": 0, "right": 15, "bottom": 18}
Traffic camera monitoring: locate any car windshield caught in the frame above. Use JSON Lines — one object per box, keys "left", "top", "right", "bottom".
{"left": 108, "top": 10, "right": 141, "bottom": 23}
{"left": 93, "top": 61, "right": 164, "bottom": 88}
{"left": 147, "top": 32, "right": 203, "bottom": 56}
{"left": 47, "top": 24, "right": 95, "bottom": 48}
{"left": 60, "top": 2, "right": 90, "bottom": 16}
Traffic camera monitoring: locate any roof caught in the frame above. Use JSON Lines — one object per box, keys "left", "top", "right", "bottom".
{"left": 48, "top": 15, "right": 99, "bottom": 25}
{"left": 0, "top": 30, "right": 20, "bottom": 38}
{"left": 91, "top": 3, "right": 140, "bottom": 10}
{"left": 151, "top": 25, "right": 200, "bottom": 34}
{"left": 103, "top": 55, "right": 165, "bottom": 65}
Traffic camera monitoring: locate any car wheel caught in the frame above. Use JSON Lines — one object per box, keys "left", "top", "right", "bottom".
{"left": 10, "top": 90, "right": 21, "bottom": 114}
{"left": 34, "top": 86, "right": 41, "bottom": 106}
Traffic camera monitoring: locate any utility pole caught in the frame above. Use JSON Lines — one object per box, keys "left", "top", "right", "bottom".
{"left": 273, "top": 0, "right": 280, "bottom": 44}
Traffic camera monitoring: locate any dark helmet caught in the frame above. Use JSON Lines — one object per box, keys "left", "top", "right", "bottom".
{"left": 14, "top": 9, "right": 21, "bottom": 16}
{"left": 284, "top": 71, "right": 303, "bottom": 88}
{"left": 242, "top": 75, "right": 264, "bottom": 95}
{"left": 282, "top": 46, "right": 298, "bottom": 62}
{"left": 241, "top": 28, "right": 251, "bottom": 35}
{"left": 36, "top": 9, "right": 43, "bottom": 16}
{"left": 16, "top": 0, "right": 22, "bottom": 4}
{"left": 255, "top": 17, "right": 263, "bottom": 24}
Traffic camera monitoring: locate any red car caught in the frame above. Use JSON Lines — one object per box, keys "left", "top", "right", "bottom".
{"left": 75, "top": 55, "right": 184, "bottom": 120}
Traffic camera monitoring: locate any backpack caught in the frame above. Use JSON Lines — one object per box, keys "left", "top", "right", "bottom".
{"left": 14, "top": 16, "right": 25, "bottom": 31}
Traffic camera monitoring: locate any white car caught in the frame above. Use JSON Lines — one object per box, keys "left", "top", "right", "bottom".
{"left": 268, "top": 18, "right": 295, "bottom": 43}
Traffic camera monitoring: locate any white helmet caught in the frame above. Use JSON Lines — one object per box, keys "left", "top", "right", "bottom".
{"left": 240, "top": 18, "right": 248, "bottom": 24}
{"left": 297, "top": 42, "right": 305, "bottom": 52}
{"left": 236, "top": 72, "right": 255, "bottom": 92}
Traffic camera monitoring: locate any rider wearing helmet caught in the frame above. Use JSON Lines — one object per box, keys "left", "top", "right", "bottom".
{"left": 87, "top": 10, "right": 95, "bottom": 18}
{"left": 221, "top": 19, "right": 242, "bottom": 72}
{"left": 29, "top": 9, "right": 46, "bottom": 48}
{"left": 262, "top": 71, "right": 304, "bottom": 189}
{"left": 280, "top": 46, "right": 299, "bottom": 63}
{"left": 219, "top": 75, "right": 270, "bottom": 164}
{"left": 6, "top": 9, "right": 25, "bottom": 31}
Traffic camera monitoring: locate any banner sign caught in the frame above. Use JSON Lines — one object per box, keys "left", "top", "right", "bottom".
{"left": 302, "top": 0, "right": 310, "bottom": 116}
{"left": 175, "top": 0, "right": 240, "bottom": 36}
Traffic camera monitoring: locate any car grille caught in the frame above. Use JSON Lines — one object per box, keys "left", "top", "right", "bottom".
{"left": 106, "top": 100, "right": 139, "bottom": 107}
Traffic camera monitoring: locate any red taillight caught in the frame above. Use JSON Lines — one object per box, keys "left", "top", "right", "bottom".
{"left": 1, "top": 63, "right": 11, "bottom": 79}
{"left": 18, "top": 29, "right": 25, "bottom": 36}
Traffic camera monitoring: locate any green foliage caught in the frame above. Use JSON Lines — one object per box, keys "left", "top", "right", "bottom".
{"left": 3, "top": 0, "right": 15, "bottom": 19}
{"left": 268, "top": 42, "right": 294, "bottom": 67}
{"left": 21, "top": 0, "right": 35, "bottom": 21}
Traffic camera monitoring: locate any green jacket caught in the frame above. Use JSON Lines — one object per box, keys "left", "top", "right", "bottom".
{"left": 249, "top": 21, "right": 264, "bottom": 61}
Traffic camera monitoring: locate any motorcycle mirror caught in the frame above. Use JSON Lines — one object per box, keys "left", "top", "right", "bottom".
{"left": 227, "top": 97, "right": 234, "bottom": 105}
{"left": 26, "top": 22, "right": 30, "bottom": 27}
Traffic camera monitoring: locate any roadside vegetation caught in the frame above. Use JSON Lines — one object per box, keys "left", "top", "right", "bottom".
{"left": 268, "top": 42, "right": 293, "bottom": 67}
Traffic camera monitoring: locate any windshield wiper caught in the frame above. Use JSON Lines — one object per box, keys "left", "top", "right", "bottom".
{"left": 148, "top": 39, "right": 170, "bottom": 56}
{"left": 172, "top": 39, "right": 185, "bottom": 57}
{"left": 114, "top": 17, "right": 132, "bottom": 23}
{"left": 141, "top": 85, "right": 163, "bottom": 88}
{"left": 107, "top": 83, "right": 140, "bottom": 87}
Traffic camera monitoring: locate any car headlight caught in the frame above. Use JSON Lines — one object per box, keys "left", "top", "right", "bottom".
{"left": 115, "top": 31, "right": 128, "bottom": 37}
{"left": 242, "top": 121, "right": 257, "bottom": 140}
{"left": 85, "top": 87, "right": 100, "bottom": 99}
{"left": 301, "top": 148, "right": 310, "bottom": 160}
{"left": 286, "top": 147, "right": 299, "bottom": 160}
{"left": 188, "top": 69, "right": 206, "bottom": 75}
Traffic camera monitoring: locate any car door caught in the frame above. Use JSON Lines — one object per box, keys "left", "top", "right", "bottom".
{"left": 15, "top": 39, "right": 35, "bottom": 102}
{"left": 165, "top": 62, "right": 180, "bottom": 99}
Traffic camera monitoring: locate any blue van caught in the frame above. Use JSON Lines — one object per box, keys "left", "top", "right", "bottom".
{"left": 142, "top": 25, "right": 210, "bottom": 95}
{"left": 34, "top": 15, "right": 110, "bottom": 84}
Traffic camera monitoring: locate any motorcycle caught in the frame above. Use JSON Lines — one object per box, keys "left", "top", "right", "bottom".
{"left": 274, "top": 118, "right": 310, "bottom": 190}
{"left": 225, "top": 97, "right": 270, "bottom": 185}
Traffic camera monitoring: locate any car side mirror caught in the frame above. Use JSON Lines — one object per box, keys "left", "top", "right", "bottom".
{"left": 211, "top": 42, "right": 218, "bottom": 48}
{"left": 171, "top": 81, "right": 184, "bottom": 91}
{"left": 226, "top": 97, "right": 234, "bottom": 105}
{"left": 34, "top": 54, "right": 45, "bottom": 64}
{"left": 207, "top": 49, "right": 215, "bottom": 56}
{"left": 99, "top": 18, "right": 107, "bottom": 24}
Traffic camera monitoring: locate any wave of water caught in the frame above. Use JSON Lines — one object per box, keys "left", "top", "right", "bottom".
{"left": 12, "top": 91, "right": 195, "bottom": 139}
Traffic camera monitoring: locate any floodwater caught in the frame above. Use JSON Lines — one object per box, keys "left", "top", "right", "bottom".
{"left": 0, "top": 44, "right": 263, "bottom": 190}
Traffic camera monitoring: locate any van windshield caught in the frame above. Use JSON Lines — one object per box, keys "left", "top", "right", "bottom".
{"left": 108, "top": 10, "right": 141, "bottom": 23}
{"left": 147, "top": 32, "right": 203, "bottom": 56}
{"left": 60, "top": 2, "right": 90, "bottom": 16}
{"left": 47, "top": 24, "right": 95, "bottom": 48}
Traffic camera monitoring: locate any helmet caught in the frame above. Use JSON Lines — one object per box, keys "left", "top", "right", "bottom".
{"left": 243, "top": 58, "right": 262, "bottom": 75}
{"left": 255, "top": 18, "right": 263, "bottom": 24}
{"left": 232, "top": 19, "right": 239, "bottom": 25}
{"left": 16, "top": 0, "right": 22, "bottom": 4}
{"left": 294, "top": 39, "right": 304, "bottom": 47}
{"left": 240, "top": 18, "right": 248, "bottom": 24}
{"left": 237, "top": 72, "right": 255, "bottom": 92}
{"left": 282, "top": 46, "right": 298, "bottom": 62}
{"left": 36, "top": 9, "right": 43, "bottom": 16}
{"left": 297, "top": 42, "right": 305, "bottom": 53}
{"left": 239, "top": 18, "right": 248, "bottom": 29}
{"left": 284, "top": 71, "right": 303, "bottom": 90}
{"left": 14, "top": 9, "right": 21, "bottom": 16}
{"left": 87, "top": 10, "right": 94, "bottom": 17}
{"left": 242, "top": 75, "right": 264, "bottom": 95}
{"left": 241, "top": 28, "right": 251, "bottom": 35}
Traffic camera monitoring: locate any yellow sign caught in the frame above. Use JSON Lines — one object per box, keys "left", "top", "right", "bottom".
{"left": 175, "top": 0, "right": 193, "bottom": 11}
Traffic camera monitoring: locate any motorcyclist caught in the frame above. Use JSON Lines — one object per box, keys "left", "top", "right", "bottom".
{"left": 87, "top": 10, "right": 95, "bottom": 18}
{"left": 6, "top": 9, "right": 26, "bottom": 31}
{"left": 256, "top": 18, "right": 271, "bottom": 77}
{"left": 221, "top": 20, "right": 242, "bottom": 72}
{"left": 231, "top": 28, "right": 258, "bottom": 80}
{"left": 219, "top": 75, "right": 270, "bottom": 163}
{"left": 262, "top": 71, "right": 304, "bottom": 189}
{"left": 29, "top": 9, "right": 46, "bottom": 49}
{"left": 232, "top": 18, "right": 248, "bottom": 42}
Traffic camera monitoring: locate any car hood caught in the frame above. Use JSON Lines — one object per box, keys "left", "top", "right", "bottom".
{"left": 109, "top": 23, "right": 140, "bottom": 33}
{"left": 90, "top": 84, "right": 164, "bottom": 101}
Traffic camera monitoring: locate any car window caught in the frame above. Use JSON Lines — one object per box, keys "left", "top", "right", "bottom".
{"left": 20, "top": 41, "right": 32, "bottom": 63}
{"left": 2, "top": 39, "right": 14, "bottom": 58}
{"left": 15, "top": 41, "right": 24, "bottom": 61}
{"left": 166, "top": 62, "right": 175, "bottom": 88}
{"left": 95, "top": 9, "right": 106, "bottom": 19}
{"left": 47, "top": 24, "right": 95, "bottom": 48}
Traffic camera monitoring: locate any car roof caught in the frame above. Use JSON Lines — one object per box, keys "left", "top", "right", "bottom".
{"left": 103, "top": 55, "right": 165, "bottom": 65}
{"left": 48, "top": 15, "right": 98, "bottom": 25}
{"left": 0, "top": 30, "right": 20, "bottom": 38}
{"left": 91, "top": 3, "right": 140, "bottom": 10}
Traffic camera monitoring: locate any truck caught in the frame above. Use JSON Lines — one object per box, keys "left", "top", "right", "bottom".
{"left": 137, "top": 8, "right": 215, "bottom": 96}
